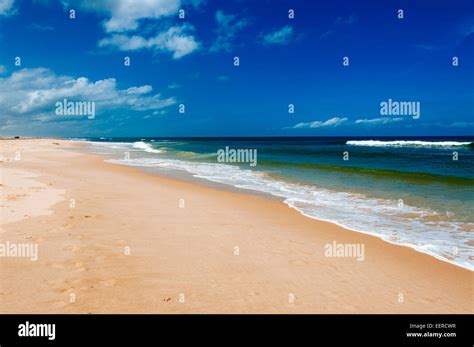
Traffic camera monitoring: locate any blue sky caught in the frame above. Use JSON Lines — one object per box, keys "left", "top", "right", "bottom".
{"left": 0, "top": 0, "right": 473, "bottom": 137}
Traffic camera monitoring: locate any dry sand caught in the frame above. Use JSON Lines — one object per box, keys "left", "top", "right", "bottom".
{"left": 0, "top": 139, "right": 472, "bottom": 313}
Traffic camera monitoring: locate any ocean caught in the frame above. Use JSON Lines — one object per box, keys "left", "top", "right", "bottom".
{"left": 76, "top": 136, "right": 474, "bottom": 271}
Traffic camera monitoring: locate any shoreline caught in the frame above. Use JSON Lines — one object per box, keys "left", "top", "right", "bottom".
{"left": 1, "top": 138, "right": 472, "bottom": 313}
{"left": 87, "top": 139, "right": 473, "bottom": 272}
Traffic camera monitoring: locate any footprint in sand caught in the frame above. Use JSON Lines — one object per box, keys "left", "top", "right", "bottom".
{"left": 84, "top": 214, "right": 100, "bottom": 219}
{"left": 59, "top": 287, "right": 75, "bottom": 294}
{"left": 7, "top": 193, "right": 27, "bottom": 201}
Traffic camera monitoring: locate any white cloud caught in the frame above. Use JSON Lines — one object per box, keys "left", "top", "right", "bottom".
{"left": 260, "top": 25, "right": 293, "bottom": 45}
{"left": 99, "top": 25, "right": 199, "bottom": 59}
{"left": 287, "top": 116, "right": 411, "bottom": 130}
{"left": 288, "top": 116, "right": 408, "bottom": 129}
{"left": 62, "top": 0, "right": 179, "bottom": 32}
{"left": 0, "top": 0, "right": 15, "bottom": 16}
{"left": 291, "top": 117, "right": 348, "bottom": 129}
{"left": 59, "top": 1, "right": 202, "bottom": 60}
{"left": 210, "top": 10, "right": 249, "bottom": 52}
{"left": 0, "top": 68, "right": 176, "bottom": 129}
{"left": 62, "top": 0, "right": 205, "bottom": 32}
{"left": 125, "top": 85, "right": 153, "bottom": 95}
{"left": 355, "top": 117, "right": 403, "bottom": 124}
{"left": 105, "top": 0, "right": 179, "bottom": 32}
{"left": 99, "top": 34, "right": 148, "bottom": 50}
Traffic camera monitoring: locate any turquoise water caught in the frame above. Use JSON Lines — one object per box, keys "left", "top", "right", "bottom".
{"left": 79, "top": 137, "right": 474, "bottom": 270}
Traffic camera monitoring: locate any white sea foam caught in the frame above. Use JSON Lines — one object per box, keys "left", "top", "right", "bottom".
{"left": 88, "top": 141, "right": 164, "bottom": 152}
{"left": 105, "top": 155, "right": 474, "bottom": 271}
{"left": 87, "top": 141, "right": 134, "bottom": 151}
{"left": 132, "top": 141, "right": 163, "bottom": 153}
{"left": 346, "top": 140, "right": 472, "bottom": 148}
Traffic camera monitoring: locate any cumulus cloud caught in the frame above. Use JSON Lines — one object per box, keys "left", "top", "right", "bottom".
{"left": 61, "top": 0, "right": 179, "bottom": 32}
{"left": 61, "top": 0, "right": 205, "bottom": 32}
{"left": 210, "top": 10, "right": 249, "bottom": 52}
{"left": 63, "top": 0, "right": 201, "bottom": 59}
{"left": 0, "top": 68, "right": 176, "bottom": 130}
{"left": 291, "top": 117, "right": 348, "bottom": 129}
{"left": 105, "top": 0, "right": 179, "bottom": 32}
{"left": 99, "top": 24, "right": 199, "bottom": 59}
{"left": 260, "top": 25, "right": 293, "bottom": 45}
{"left": 0, "top": 0, "right": 15, "bottom": 16}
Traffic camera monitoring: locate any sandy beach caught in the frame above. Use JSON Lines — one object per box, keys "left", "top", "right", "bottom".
{"left": 0, "top": 138, "right": 472, "bottom": 313}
